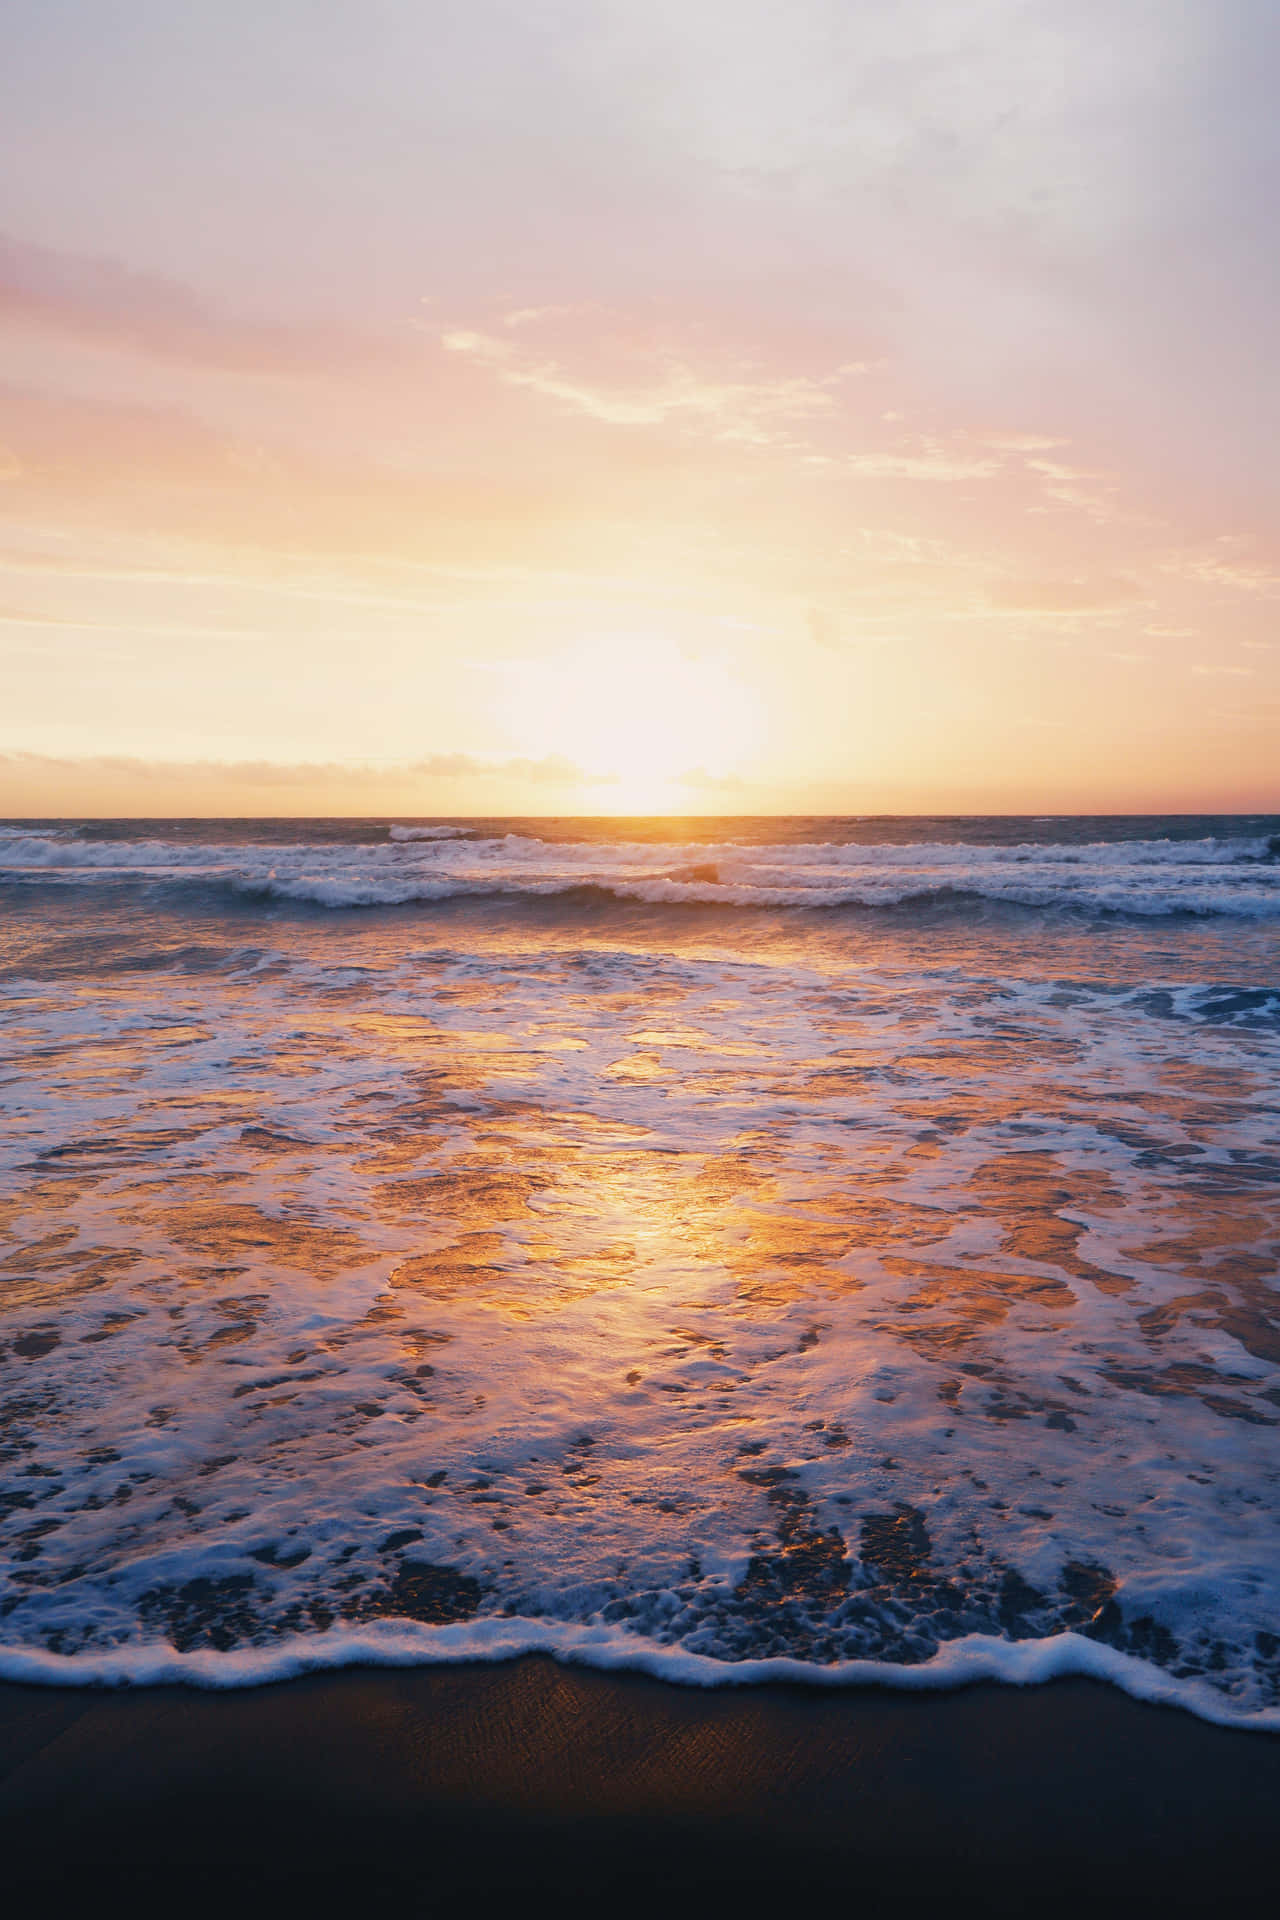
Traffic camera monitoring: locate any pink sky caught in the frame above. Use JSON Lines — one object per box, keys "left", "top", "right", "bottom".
{"left": 2, "top": 1, "right": 1278, "bottom": 813}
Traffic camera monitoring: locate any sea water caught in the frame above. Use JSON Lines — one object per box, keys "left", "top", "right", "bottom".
{"left": 1, "top": 816, "right": 1278, "bottom": 1724}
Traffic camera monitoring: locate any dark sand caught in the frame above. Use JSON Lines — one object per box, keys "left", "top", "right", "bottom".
{"left": 2, "top": 1659, "right": 1277, "bottom": 1917}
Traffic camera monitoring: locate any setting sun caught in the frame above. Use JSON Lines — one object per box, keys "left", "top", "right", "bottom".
{"left": 498, "top": 636, "right": 766, "bottom": 811}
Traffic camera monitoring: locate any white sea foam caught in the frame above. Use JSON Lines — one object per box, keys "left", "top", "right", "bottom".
{"left": 389, "top": 824, "right": 473, "bottom": 840}
{"left": 1, "top": 1621, "right": 1277, "bottom": 1731}
{"left": 1, "top": 828, "right": 1277, "bottom": 917}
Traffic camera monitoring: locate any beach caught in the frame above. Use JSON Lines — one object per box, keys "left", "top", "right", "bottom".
{"left": 3, "top": 1657, "right": 1279, "bottom": 1914}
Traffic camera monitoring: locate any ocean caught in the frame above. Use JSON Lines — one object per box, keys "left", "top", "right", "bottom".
{"left": 1, "top": 815, "right": 1278, "bottom": 1724}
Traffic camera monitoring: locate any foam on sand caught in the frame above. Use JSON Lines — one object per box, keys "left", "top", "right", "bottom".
{"left": 1, "top": 1618, "right": 1277, "bottom": 1732}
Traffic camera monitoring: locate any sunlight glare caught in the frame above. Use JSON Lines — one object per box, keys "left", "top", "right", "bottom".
{"left": 503, "top": 636, "right": 764, "bottom": 811}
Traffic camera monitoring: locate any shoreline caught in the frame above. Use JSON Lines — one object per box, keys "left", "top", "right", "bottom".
{"left": 3, "top": 1620, "right": 1278, "bottom": 1733}
{"left": 3, "top": 1656, "right": 1278, "bottom": 1915}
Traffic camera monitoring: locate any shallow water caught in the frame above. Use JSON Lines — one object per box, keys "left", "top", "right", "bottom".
{"left": 1, "top": 817, "right": 1279, "bottom": 1722}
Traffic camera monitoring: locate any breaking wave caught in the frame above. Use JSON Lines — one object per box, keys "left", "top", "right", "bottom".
{"left": 3, "top": 1619, "right": 1278, "bottom": 1731}
{"left": 1, "top": 824, "right": 1278, "bottom": 920}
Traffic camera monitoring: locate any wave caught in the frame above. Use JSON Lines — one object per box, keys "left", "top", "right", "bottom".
{"left": 1, "top": 1617, "right": 1277, "bottom": 1728}
{"left": 2, "top": 828, "right": 1279, "bottom": 918}
{"left": 388, "top": 824, "right": 474, "bottom": 841}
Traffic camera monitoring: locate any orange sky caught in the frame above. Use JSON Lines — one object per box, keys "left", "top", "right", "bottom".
{"left": 2, "top": 2, "right": 1278, "bottom": 815}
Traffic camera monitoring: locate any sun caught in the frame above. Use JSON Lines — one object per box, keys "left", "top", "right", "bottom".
{"left": 502, "top": 635, "right": 763, "bottom": 811}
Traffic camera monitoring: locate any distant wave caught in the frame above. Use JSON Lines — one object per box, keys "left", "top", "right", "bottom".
{"left": 2, "top": 828, "right": 1279, "bottom": 919}
{"left": 388, "top": 824, "right": 474, "bottom": 841}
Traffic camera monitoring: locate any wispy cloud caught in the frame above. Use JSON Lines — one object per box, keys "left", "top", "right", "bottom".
{"left": 441, "top": 326, "right": 848, "bottom": 443}
{"left": 984, "top": 575, "right": 1144, "bottom": 613}
{"left": 846, "top": 443, "right": 1000, "bottom": 481}
{"left": 979, "top": 433, "right": 1071, "bottom": 454}
{"left": 0, "top": 749, "right": 611, "bottom": 801}
{"left": 441, "top": 320, "right": 1037, "bottom": 488}
{"left": 1164, "top": 544, "right": 1280, "bottom": 599}
{"left": 0, "top": 232, "right": 377, "bottom": 373}
{"left": 410, "top": 752, "right": 613, "bottom": 785}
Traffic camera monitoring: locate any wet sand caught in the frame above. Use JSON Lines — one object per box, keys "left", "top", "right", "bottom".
{"left": 2, "top": 1659, "right": 1277, "bottom": 1916}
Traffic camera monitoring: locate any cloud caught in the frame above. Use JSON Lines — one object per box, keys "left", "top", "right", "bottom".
{"left": 985, "top": 575, "right": 1144, "bottom": 613}
{"left": 851, "top": 526, "right": 950, "bottom": 564}
{"left": 980, "top": 433, "right": 1071, "bottom": 454}
{"left": 502, "top": 305, "right": 581, "bottom": 329}
{"left": 0, "top": 605, "right": 81, "bottom": 628}
{"left": 846, "top": 444, "right": 1000, "bottom": 481}
{"left": 410, "top": 752, "right": 613, "bottom": 785}
{"left": 0, "top": 750, "right": 607, "bottom": 791}
{"left": 1164, "top": 546, "right": 1280, "bottom": 598}
{"left": 441, "top": 326, "right": 844, "bottom": 443}
{"left": 0, "top": 232, "right": 374, "bottom": 373}
{"left": 1023, "top": 458, "right": 1125, "bottom": 521}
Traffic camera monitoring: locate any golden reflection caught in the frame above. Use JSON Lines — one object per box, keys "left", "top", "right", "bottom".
{"left": 967, "top": 1153, "right": 1132, "bottom": 1294}
{"left": 16, "top": 960, "right": 1264, "bottom": 1453}
{"left": 149, "top": 1201, "right": 371, "bottom": 1274}
{"left": 605, "top": 1052, "right": 673, "bottom": 1082}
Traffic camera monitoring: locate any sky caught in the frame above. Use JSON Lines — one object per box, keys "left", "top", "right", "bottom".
{"left": 2, "top": 0, "right": 1278, "bottom": 816}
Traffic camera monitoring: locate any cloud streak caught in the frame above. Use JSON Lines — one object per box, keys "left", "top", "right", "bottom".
{"left": 0, "top": 750, "right": 616, "bottom": 816}
{"left": 0, "top": 232, "right": 382, "bottom": 373}
{"left": 0, "top": 749, "right": 606, "bottom": 787}
{"left": 441, "top": 325, "right": 850, "bottom": 443}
